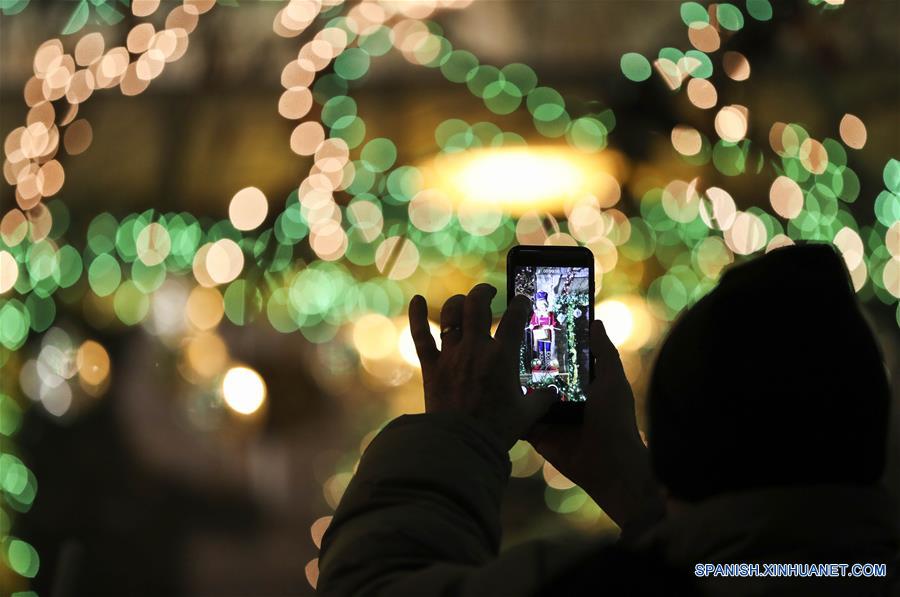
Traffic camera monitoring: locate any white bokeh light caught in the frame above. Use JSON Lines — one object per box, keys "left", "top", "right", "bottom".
{"left": 222, "top": 366, "right": 267, "bottom": 415}
{"left": 595, "top": 299, "right": 634, "bottom": 348}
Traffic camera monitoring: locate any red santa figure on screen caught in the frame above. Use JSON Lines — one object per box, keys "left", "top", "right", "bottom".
{"left": 530, "top": 291, "right": 558, "bottom": 372}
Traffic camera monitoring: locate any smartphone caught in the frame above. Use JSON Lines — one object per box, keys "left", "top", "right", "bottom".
{"left": 507, "top": 245, "right": 594, "bottom": 422}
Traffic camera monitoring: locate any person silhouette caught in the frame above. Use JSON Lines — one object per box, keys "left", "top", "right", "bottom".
{"left": 318, "top": 243, "right": 898, "bottom": 596}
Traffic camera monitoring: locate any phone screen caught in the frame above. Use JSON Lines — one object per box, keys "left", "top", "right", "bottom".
{"left": 512, "top": 265, "right": 592, "bottom": 402}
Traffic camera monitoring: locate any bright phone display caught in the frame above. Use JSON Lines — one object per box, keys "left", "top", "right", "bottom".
{"left": 508, "top": 246, "right": 593, "bottom": 408}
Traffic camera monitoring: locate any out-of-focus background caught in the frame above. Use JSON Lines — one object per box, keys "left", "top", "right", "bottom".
{"left": 1, "top": 0, "right": 898, "bottom": 594}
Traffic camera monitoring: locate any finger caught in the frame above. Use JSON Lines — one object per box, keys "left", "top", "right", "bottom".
{"left": 591, "top": 319, "right": 626, "bottom": 378}
{"left": 439, "top": 294, "right": 466, "bottom": 345}
{"left": 519, "top": 387, "right": 558, "bottom": 432}
{"left": 522, "top": 387, "right": 562, "bottom": 442}
{"left": 525, "top": 421, "right": 565, "bottom": 459}
{"left": 494, "top": 294, "right": 532, "bottom": 354}
{"left": 587, "top": 320, "right": 633, "bottom": 424}
{"left": 409, "top": 295, "right": 439, "bottom": 370}
{"left": 462, "top": 283, "right": 496, "bottom": 339}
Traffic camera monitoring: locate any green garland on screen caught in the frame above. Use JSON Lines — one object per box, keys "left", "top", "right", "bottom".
{"left": 552, "top": 291, "right": 589, "bottom": 401}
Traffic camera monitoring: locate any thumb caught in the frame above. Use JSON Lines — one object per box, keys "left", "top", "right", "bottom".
{"left": 521, "top": 387, "right": 558, "bottom": 425}
{"left": 588, "top": 320, "right": 632, "bottom": 406}
{"left": 591, "top": 320, "right": 627, "bottom": 381}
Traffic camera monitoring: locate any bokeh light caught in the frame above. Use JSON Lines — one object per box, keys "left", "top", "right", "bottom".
{"left": 424, "top": 147, "right": 621, "bottom": 215}
{"left": 0, "top": 0, "right": 897, "bottom": 591}
{"left": 221, "top": 366, "right": 267, "bottom": 415}
{"left": 229, "top": 187, "right": 269, "bottom": 231}
{"left": 595, "top": 299, "right": 634, "bottom": 347}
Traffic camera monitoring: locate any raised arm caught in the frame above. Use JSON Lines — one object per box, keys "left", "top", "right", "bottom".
{"left": 319, "top": 412, "right": 594, "bottom": 596}
{"left": 318, "top": 285, "right": 565, "bottom": 595}
{"left": 529, "top": 320, "right": 665, "bottom": 538}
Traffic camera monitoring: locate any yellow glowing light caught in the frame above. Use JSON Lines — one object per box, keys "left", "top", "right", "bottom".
{"left": 185, "top": 332, "right": 228, "bottom": 379}
{"left": 1, "top": 210, "right": 29, "bottom": 247}
{"left": 185, "top": 285, "right": 224, "bottom": 330}
{"left": 542, "top": 460, "right": 575, "bottom": 490}
{"left": 422, "top": 146, "right": 622, "bottom": 215}
{"left": 398, "top": 320, "right": 442, "bottom": 366}
{"left": 222, "top": 366, "right": 266, "bottom": 415}
{"left": 375, "top": 236, "right": 420, "bottom": 280}
{"left": 136, "top": 222, "right": 171, "bottom": 266}
{"left": 229, "top": 186, "right": 269, "bottom": 231}
{"left": 715, "top": 105, "right": 748, "bottom": 143}
{"left": 132, "top": 0, "right": 160, "bottom": 17}
{"left": 76, "top": 339, "right": 110, "bottom": 386}
{"left": 353, "top": 313, "right": 397, "bottom": 360}
{"left": 722, "top": 51, "right": 751, "bottom": 81}
{"left": 595, "top": 299, "right": 634, "bottom": 348}
{"left": 0, "top": 250, "right": 18, "bottom": 293}
{"left": 833, "top": 227, "right": 864, "bottom": 270}
{"left": 206, "top": 238, "right": 244, "bottom": 284}
{"left": 597, "top": 296, "right": 656, "bottom": 351}
{"left": 766, "top": 234, "right": 795, "bottom": 253}
{"left": 671, "top": 125, "right": 702, "bottom": 157}
{"left": 305, "top": 558, "right": 320, "bottom": 591}
{"left": 310, "top": 515, "right": 333, "bottom": 549}
{"left": 839, "top": 114, "right": 867, "bottom": 150}
{"left": 883, "top": 258, "right": 900, "bottom": 299}
{"left": 798, "top": 138, "right": 828, "bottom": 175}
{"left": 769, "top": 176, "right": 804, "bottom": 220}
{"left": 688, "top": 23, "right": 720, "bottom": 53}
{"left": 886, "top": 222, "right": 900, "bottom": 258}
{"left": 510, "top": 441, "right": 544, "bottom": 478}
{"left": 726, "top": 212, "right": 767, "bottom": 255}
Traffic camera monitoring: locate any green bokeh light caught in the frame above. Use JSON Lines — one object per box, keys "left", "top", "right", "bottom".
{"left": 466, "top": 64, "right": 501, "bottom": 99}
{"left": 567, "top": 117, "right": 607, "bottom": 152}
{"left": 620, "top": 52, "right": 652, "bottom": 82}
{"left": 440, "top": 50, "right": 478, "bottom": 83}
{"left": 0, "top": 393, "right": 23, "bottom": 436}
{"left": 322, "top": 95, "right": 357, "bottom": 128}
{"left": 716, "top": 3, "right": 745, "bottom": 31}
{"left": 88, "top": 254, "right": 122, "bottom": 297}
{"left": 0, "top": 299, "right": 30, "bottom": 350}
{"left": 359, "top": 26, "right": 392, "bottom": 56}
{"left": 334, "top": 48, "right": 371, "bottom": 80}
{"left": 526, "top": 87, "right": 566, "bottom": 122}
{"left": 87, "top": 213, "right": 118, "bottom": 254}
{"left": 224, "top": 279, "right": 263, "bottom": 325}
{"left": 25, "top": 294, "right": 55, "bottom": 333}
{"left": 361, "top": 138, "right": 398, "bottom": 173}
{"left": 114, "top": 280, "right": 150, "bottom": 325}
{"left": 746, "top": 0, "right": 773, "bottom": 21}
{"left": 680, "top": 2, "right": 708, "bottom": 26}
{"left": 7, "top": 539, "right": 39, "bottom": 578}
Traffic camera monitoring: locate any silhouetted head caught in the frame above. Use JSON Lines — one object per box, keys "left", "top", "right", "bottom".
{"left": 648, "top": 243, "right": 890, "bottom": 502}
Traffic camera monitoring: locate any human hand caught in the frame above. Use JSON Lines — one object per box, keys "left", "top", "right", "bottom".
{"left": 528, "top": 321, "right": 664, "bottom": 531}
{"left": 408, "top": 284, "right": 557, "bottom": 450}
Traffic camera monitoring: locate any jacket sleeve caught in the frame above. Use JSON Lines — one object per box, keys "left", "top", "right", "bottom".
{"left": 317, "top": 413, "right": 591, "bottom": 596}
